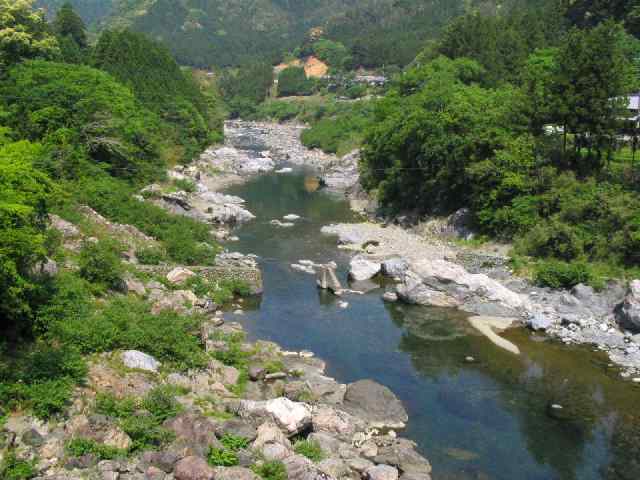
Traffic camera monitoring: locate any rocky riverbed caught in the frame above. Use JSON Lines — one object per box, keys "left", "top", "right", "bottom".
{"left": 205, "top": 120, "right": 640, "bottom": 378}
{"left": 2, "top": 122, "right": 441, "bottom": 480}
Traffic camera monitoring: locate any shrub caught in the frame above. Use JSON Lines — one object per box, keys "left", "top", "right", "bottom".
{"left": 278, "top": 67, "right": 314, "bottom": 97}
{"left": 252, "top": 461, "right": 287, "bottom": 480}
{"left": 0, "top": 452, "right": 37, "bottom": 480}
{"left": 534, "top": 261, "right": 592, "bottom": 289}
{"left": 293, "top": 439, "right": 324, "bottom": 462}
{"left": 0, "top": 343, "right": 87, "bottom": 419}
{"left": 66, "top": 438, "right": 125, "bottom": 460}
{"left": 95, "top": 392, "right": 137, "bottom": 419}
{"left": 78, "top": 239, "right": 125, "bottom": 292}
{"left": 207, "top": 447, "right": 239, "bottom": 467}
{"left": 173, "top": 178, "right": 197, "bottom": 193}
{"left": 136, "top": 247, "right": 167, "bottom": 265}
{"left": 48, "top": 296, "right": 207, "bottom": 370}
{"left": 69, "top": 175, "right": 220, "bottom": 265}
{"left": 185, "top": 277, "right": 251, "bottom": 305}
{"left": 220, "top": 434, "right": 249, "bottom": 451}
{"left": 142, "top": 386, "right": 183, "bottom": 422}
{"left": 120, "top": 414, "right": 175, "bottom": 452}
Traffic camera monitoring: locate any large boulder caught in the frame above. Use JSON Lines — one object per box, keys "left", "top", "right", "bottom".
{"left": 396, "top": 273, "right": 459, "bottom": 308}
{"left": 404, "top": 259, "right": 527, "bottom": 314}
{"left": 342, "top": 380, "right": 408, "bottom": 429}
{"left": 311, "top": 406, "right": 364, "bottom": 441}
{"left": 382, "top": 257, "right": 409, "bottom": 278}
{"left": 164, "top": 414, "right": 223, "bottom": 456}
{"left": 349, "top": 256, "right": 381, "bottom": 282}
{"left": 174, "top": 456, "right": 215, "bottom": 480}
{"left": 121, "top": 350, "right": 161, "bottom": 372}
{"left": 619, "top": 280, "right": 640, "bottom": 332}
{"left": 239, "top": 398, "right": 311, "bottom": 435}
{"left": 252, "top": 421, "right": 292, "bottom": 450}
{"left": 166, "top": 267, "right": 196, "bottom": 285}
{"left": 373, "top": 439, "right": 432, "bottom": 476}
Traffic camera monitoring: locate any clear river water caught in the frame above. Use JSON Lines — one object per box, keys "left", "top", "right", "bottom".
{"left": 222, "top": 167, "right": 640, "bottom": 480}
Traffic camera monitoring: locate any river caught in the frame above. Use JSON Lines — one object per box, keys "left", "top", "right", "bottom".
{"left": 219, "top": 153, "right": 640, "bottom": 479}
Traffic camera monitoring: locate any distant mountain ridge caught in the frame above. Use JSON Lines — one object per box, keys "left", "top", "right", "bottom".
{"left": 36, "top": 0, "right": 468, "bottom": 67}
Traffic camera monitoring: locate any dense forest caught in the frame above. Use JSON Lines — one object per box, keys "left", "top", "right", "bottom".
{"left": 0, "top": 5, "right": 232, "bottom": 463}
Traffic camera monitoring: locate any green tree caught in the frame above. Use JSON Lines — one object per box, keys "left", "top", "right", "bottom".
{"left": 52, "top": 2, "right": 86, "bottom": 48}
{"left": 277, "top": 66, "right": 313, "bottom": 97}
{"left": 0, "top": 60, "right": 163, "bottom": 181}
{"left": 0, "top": 140, "right": 55, "bottom": 332}
{"left": 0, "top": 0, "right": 59, "bottom": 66}
{"left": 93, "top": 29, "right": 214, "bottom": 162}
{"left": 553, "top": 21, "right": 636, "bottom": 167}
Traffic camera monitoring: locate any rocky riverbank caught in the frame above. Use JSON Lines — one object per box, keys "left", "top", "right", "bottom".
{"left": 209, "top": 120, "right": 640, "bottom": 379}
{"left": 1, "top": 121, "right": 437, "bottom": 480}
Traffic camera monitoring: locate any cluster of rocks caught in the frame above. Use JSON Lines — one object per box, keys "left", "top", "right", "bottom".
{"left": 321, "top": 222, "right": 640, "bottom": 377}
{"left": 225, "top": 122, "right": 334, "bottom": 169}
{"left": 3, "top": 310, "right": 432, "bottom": 480}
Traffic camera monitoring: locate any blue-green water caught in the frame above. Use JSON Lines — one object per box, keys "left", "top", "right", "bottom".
{"left": 224, "top": 169, "right": 640, "bottom": 480}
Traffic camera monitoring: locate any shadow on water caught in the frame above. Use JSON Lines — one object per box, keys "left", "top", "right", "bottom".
{"left": 223, "top": 169, "right": 640, "bottom": 480}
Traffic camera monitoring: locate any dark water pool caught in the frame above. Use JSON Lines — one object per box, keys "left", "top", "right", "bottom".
{"left": 224, "top": 169, "right": 640, "bottom": 480}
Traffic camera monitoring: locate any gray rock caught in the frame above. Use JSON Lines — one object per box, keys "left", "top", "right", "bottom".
{"left": 343, "top": 380, "right": 408, "bottom": 429}
{"left": 373, "top": 439, "right": 432, "bottom": 476}
{"left": 619, "top": 280, "right": 640, "bottom": 332}
{"left": 527, "top": 312, "right": 554, "bottom": 331}
{"left": 213, "top": 467, "right": 260, "bottom": 480}
{"left": 262, "top": 442, "right": 292, "bottom": 461}
{"left": 121, "top": 350, "right": 161, "bottom": 372}
{"left": 164, "top": 414, "right": 223, "bottom": 457}
{"left": 248, "top": 365, "right": 265, "bottom": 381}
{"left": 316, "top": 263, "right": 342, "bottom": 293}
{"left": 144, "top": 466, "right": 166, "bottom": 480}
{"left": 349, "top": 256, "right": 381, "bottom": 282}
{"left": 21, "top": 428, "right": 44, "bottom": 447}
{"left": 282, "top": 454, "right": 332, "bottom": 480}
{"left": 238, "top": 398, "right": 311, "bottom": 435}
{"left": 174, "top": 456, "right": 214, "bottom": 480}
{"left": 383, "top": 292, "right": 398, "bottom": 303}
{"left": 252, "top": 421, "right": 292, "bottom": 450}
{"left": 219, "top": 419, "right": 257, "bottom": 442}
{"left": 382, "top": 257, "right": 409, "bottom": 277}
{"left": 366, "top": 465, "right": 399, "bottom": 480}
{"left": 142, "top": 451, "right": 180, "bottom": 473}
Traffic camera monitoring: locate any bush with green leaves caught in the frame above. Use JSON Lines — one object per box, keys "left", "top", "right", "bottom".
{"left": 220, "top": 433, "right": 249, "bottom": 451}
{"left": 293, "top": 439, "right": 324, "bottom": 462}
{"left": 142, "top": 385, "right": 184, "bottom": 422}
{"left": 42, "top": 289, "right": 206, "bottom": 369}
{"left": 534, "top": 261, "right": 592, "bottom": 290}
{"left": 78, "top": 239, "right": 125, "bottom": 292}
{"left": 0, "top": 451, "right": 37, "bottom": 480}
{"left": 68, "top": 175, "right": 219, "bottom": 265}
{"left": 208, "top": 447, "right": 239, "bottom": 467}
{"left": 185, "top": 276, "right": 251, "bottom": 305}
{"left": 65, "top": 438, "right": 125, "bottom": 460}
{"left": 135, "top": 247, "right": 167, "bottom": 266}
{"left": 252, "top": 461, "right": 287, "bottom": 480}
{"left": 0, "top": 60, "right": 163, "bottom": 181}
{"left": 0, "top": 342, "right": 87, "bottom": 419}
{"left": 278, "top": 67, "right": 314, "bottom": 97}
{"left": 173, "top": 178, "right": 197, "bottom": 193}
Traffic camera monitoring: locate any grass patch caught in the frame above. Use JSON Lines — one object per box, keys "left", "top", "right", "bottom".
{"left": 293, "top": 439, "right": 324, "bottom": 462}
{"left": 0, "top": 452, "right": 37, "bottom": 480}
{"left": 252, "top": 461, "right": 287, "bottom": 480}
{"left": 66, "top": 438, "right": 126, "bottom": 460}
